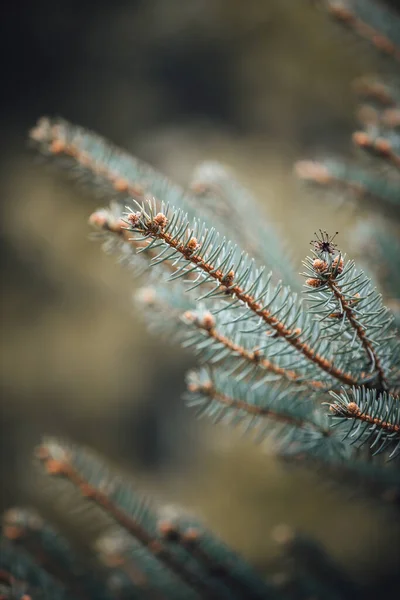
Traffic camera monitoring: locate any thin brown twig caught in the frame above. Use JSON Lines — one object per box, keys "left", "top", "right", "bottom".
{"left": 191, "top": 382, "right": 331, "bottom": 436}
{"left": 186, "top": 312, "right": 325, "bottom": 391}
{"left": 331, "top": 401, "right": 400, "bottom": 434}
{"left": 326, "top": 278, "right": 388, "bottom": 390}
{"left": 30, "top": 118, "right": 148, "bottom": 200}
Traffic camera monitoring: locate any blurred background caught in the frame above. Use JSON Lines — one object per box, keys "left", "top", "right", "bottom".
{"left": 1, "top": 0, "right": 400, "bottom": 593}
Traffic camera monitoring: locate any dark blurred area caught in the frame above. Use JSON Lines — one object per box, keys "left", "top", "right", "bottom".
{"left": 1, "top": 0, "right": 400, "bottom": 593}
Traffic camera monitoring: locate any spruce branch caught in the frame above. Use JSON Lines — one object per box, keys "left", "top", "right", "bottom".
{"left": 29, "top": 117, "right": 175, "bottom": 208}
{"left": 353, "top": 76, "right": 398, "bottom": 107}
{"left": 95, "top": 529, "right": 182, "bottom": 600}
{"left": 2, "top": 508, "right": 111, "bottom": 600}
{"left": 0, "top": 537, "right": 71, "bottom": 600}
{"left": 32, "top": 118, "right": 296, "bottom": 288}
{"left": 302, "top": 239, "right": 397, "bottom": 391}
{"left": 321, "top": 0, "right": 400, "bottom": 63}
{"left": 352, "top": 128, "right": 400, "bottom": 171}
{"left": 182, "top": 310, "right": 326, "bottom": 391}
{"left": 125, "top": 198, "right": 362, "bottom": 387}
{"left": 295, "top": 159, "right": 400, "bottom": 212}
{"left": 185, "top": 369, "right": 346, "bottom": 460}
{"left": 329, "top": 386, "right": 400, "bottom": 457}
{"left": 35, "top": 441, "right": 214, "bottom": 600}
{"left": 35, "top": 439, "right": 273, "bottom": 600}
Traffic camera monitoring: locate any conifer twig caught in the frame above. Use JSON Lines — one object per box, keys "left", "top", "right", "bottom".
{"left": 329, "top": 387, "right": 400, "bottom": 458}
{"left": 35, "top": 442, "right": 224, "bottom": 600}
{"left": 295, "top": 160, "right": 400, "bottom": 210}
{"left": 324, "top": 0, "right": 400, "bottom": 63}
{"left": 126, "top": 201, "right": 359, "bottom": 387}
{"left": 183, "top": 311, "right": 325, "bottom": 391}
{"left": 330, "top": 398, "right": 400, "bottom": 434}
{"left": 353, "top": 130, "right": 400, "bottom": 171}
{"left": 306, "top": 254, "right": 389, "bottom": 389}
{"left": 2, "top": 508, "right": 109, "bottom": 600}
{"left": 188, "top": 378, "right": 330, "bottom": 437}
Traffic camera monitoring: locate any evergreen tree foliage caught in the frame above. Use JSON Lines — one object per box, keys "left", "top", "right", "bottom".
{"left": 2, "top": 1, "right": 400, "bottom": 598}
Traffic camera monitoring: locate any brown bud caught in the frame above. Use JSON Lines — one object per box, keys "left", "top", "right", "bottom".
{"left": 352, "top": 131, "right": 370, "bottom": 148}
{"left": 332, "top": 256, "right": 344, "bottom": 274}
{"left": 329, "top": 5, "right": 354, "bottom": 23}
{"left": 347, "top": 402, "right": 359, "bottom": 415}
{"left": 114, "top": 178, "right": 129, "bottom": 193}
{"left": 306, "top": 278, "right": 322, "bottom": 288}
{"left": 182, "top": 527, "right": 200, "bottom": 544}
{"left": 126, "top": 212, "right": 141, "bottom": 228}
{"left": 88, "top": 210, "right": 108, "bottom": 229}
{"left": 221, "top": 270, "right": 235, "bottom": 287}
{"left": 187, "top": 382, "right": 200, "bottom": 393}
{"left": 183, "top": 311, "right": 196, "bottom": 323}
{"left": 186, "top": 237, "right": 199, "bottom": 254}
{"left": 158, "top": 519, "right": 179, "bottom": 541}
{"left": 312, "top": 258, "right": 328, "bottom": 273}
{"left": 153, "top": 212, "right": 168, "bottom": 230}
{"left": 50, "top": 139, "right": 66, "bottom": 154}
{"left": 201, "top": 312, "right": 215, "bottom": 331}
{"left": 294, "top": 161, "right": 331, "bottom": 184}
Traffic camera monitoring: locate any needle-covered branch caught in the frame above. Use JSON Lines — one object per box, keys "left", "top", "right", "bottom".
{"left": 295, "top": 159, "right": 400, "bottom": 212}
{"left": 125, "top": 198, "right": 360, "bottom": 387}
{"left": 2, "top": 508, "right": 111, "bottom": 600}
{"left": 321, "top": 0, "right": 400, "bottom": 63}
{"left": 0, "top": 537, "right": 71, "bottom": 600}
{"left": 302, "top": 234, "right": 398, "bottom": 392}
{"left": 185, "top": 369, "right": 346, "bottom": 460}
{"left": 329, "top": 386, "right": 400, "bottom": 458}
{"left": 182, "top": 310, "right": 326, "bottom": 391}
{"left": 35, "top": 438, "right": 273, "bottom": 600}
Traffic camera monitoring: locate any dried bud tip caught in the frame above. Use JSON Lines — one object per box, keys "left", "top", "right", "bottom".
{"left": 182, "top": 527, "right": 200, "bottom": 544}
{"left": 221, "top": 270, "right": 235, "bottom": 287}
{"left": 88, "top": 210, "right": 108, "bottom": 229}
{"left": 183, "top": 311, "right": 196, "bottom": 323}
{"left": 332, "top": 256, "right": 344, "bottom": 274}
{"left": 352, "top": 131, "right": 370, "bottom": 147}
{"left": 136, "top": 287, "right": 156, "bottom": 306}
{"left": 113, "top": 178, "right": 129, "bottom": 193}
{"left": 158, "top": 519, "right": 179, "bottom": 540}
{"left": 347, "top": 402, "right": 359, "bottom": 415}
{"left": 126, "top": 211, "right": 141, "bottom": 227}
{"left": 201, "top": 312, "right": 215, "bottom": 331}
{"left": 153, "top": 212, "right": 168, "bottom": 230}
{"left": 306, "top": 278, "right": 322, "bottom": 288}
{"left": 312, "top": 258, "right": 328, "bottom": 273}
{"left": 294, "top": 160, "right": 331, "bottom": 184}
{"left": 50, "top": 139, "right": 66, "bottom": 154}
{"left": 186, "top": 237, "right": 199, "bottom": 253}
